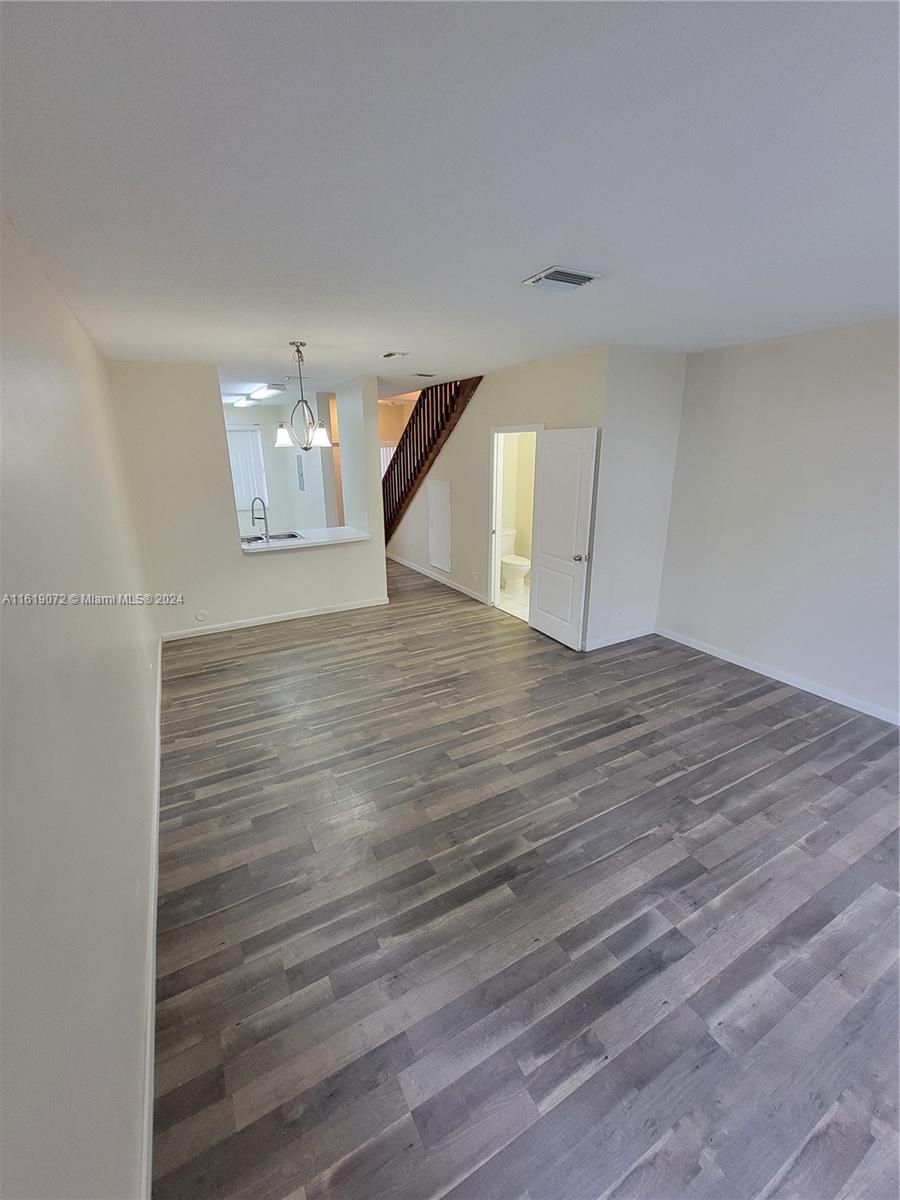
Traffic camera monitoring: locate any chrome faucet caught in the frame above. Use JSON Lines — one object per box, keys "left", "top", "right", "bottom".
{"left": 250, "top": 496, "right": 269, "bottom": 542}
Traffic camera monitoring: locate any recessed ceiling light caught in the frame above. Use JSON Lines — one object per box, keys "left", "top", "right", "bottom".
{"left": 382, "top": 351, "right": 410, "bottom": 359}
{"left": 522, "top": 265, "right": 603, "bottom": 292}
{"left": 249, "top": 383, "right": 288, "bottom": 400}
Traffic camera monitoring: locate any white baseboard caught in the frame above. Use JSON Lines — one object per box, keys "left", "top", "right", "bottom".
{"left": 160, "top": 596, "right": 389, "bottom": 642}
{"left": 140, "top": 638, "right": 163, "bottom": 1197}
{"left": 386, "top": 552, "right": 490, "bottom": 605}
{"left": 584, "top": 628, "right": 655, "bottom": 652}
{"left": 656, "top": 626, "right": 899, "bottom": 725}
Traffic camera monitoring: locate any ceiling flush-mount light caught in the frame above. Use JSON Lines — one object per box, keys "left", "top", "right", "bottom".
{"left": 249, "top": 383, "right": 287, "bottom": 400}
{"left": 274, "top": 341, "right": 332, "bottom": 451}
{"left": 522, "top": 265, "right": 603, "bottom": 292}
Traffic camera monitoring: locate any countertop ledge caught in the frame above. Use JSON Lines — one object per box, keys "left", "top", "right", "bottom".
{"left": 241, "top": 526, "right": 370, "bottom": 553}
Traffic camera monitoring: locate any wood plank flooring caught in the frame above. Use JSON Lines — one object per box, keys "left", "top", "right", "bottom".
{"left": 153, "top": 561, "right": 899, "bottom": 1200}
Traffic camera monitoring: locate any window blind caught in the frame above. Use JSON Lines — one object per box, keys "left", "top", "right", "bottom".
{"left": 226, "top": 427, "right": 268, "bottom": 509}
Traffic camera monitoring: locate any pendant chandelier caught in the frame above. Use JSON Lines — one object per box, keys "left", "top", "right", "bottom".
{"left": 274, "top": 341, "right": 332, "bottom": 451}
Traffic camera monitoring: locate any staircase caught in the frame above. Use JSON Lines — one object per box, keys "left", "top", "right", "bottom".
{"left": 382, "top": 376, "right": 482, "bottom": 541}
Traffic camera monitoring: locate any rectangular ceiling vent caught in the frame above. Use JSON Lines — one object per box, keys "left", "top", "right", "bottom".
{"left": 522, "top": 265, "right": 602, "bottom": 292}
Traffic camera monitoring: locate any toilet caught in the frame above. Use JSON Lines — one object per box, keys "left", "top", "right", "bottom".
{"left": 499, "top": 528, "right": 531, "bottom": 596}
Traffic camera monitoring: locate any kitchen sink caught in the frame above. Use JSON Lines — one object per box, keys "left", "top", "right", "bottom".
{"left": 240, "top": 531, "right": 304, "bottom": 546}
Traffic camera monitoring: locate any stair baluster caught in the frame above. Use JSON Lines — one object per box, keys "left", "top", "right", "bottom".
{"left": 382, "top": 375, "right": 482, "bottom": 541}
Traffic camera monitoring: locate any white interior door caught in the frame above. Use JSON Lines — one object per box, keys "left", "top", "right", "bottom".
{"left": 529, "top": 428, "right": 598, "bottom": 649}
{"left": 427, "top": 478, "right": 451, "bottom": 572}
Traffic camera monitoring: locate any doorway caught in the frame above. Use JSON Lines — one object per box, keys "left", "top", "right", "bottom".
{"left": 490, "top": 428, "right": 538, "bottom": 622}
{"left": 491, "top": 425, "right": 599, "bottom": 649}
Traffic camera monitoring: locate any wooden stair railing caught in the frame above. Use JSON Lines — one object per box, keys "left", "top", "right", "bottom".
{"left": 382, "top": 376, "right": 482, "bottom": 541}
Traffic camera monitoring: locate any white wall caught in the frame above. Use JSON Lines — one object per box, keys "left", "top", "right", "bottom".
{"left": 388, "top": 348, "right": 607, "bottom": 598}
{"left": 586, "top": 347, "right": 686, "bottom": 648}
{"left": 107, "top": 365, "right": 387, "bottom": 638}
{"left": 0, "top": 216, "right": 160, "bottom": 1199}
{"left": 658, "top": 319, "right": 899, "bottom": 721}
{"left": 335, "top": 377, "right": 376, "bottom": 534}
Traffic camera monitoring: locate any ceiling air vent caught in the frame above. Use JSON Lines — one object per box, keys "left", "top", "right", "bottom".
{"left": 382, "top": 351, "right": 410, "bottom": 359}
{"left": 522, "top": 265, "right": 602, "bottom": 292}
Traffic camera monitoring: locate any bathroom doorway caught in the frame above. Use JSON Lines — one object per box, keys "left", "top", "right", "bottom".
{"left": 490, "top": 426, "right": 540, "bottom": 622}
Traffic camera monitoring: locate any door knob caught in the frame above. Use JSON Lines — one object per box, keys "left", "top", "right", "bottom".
{"left": 573, "top": 554, "right": 583, "bottom": 562}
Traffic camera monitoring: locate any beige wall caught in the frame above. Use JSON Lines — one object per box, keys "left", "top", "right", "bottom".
{"left": 378, "top": 399, "right": 416, "bottom": 445}
{"left": 497, "top": 431, "right": 535, "bottom": 558}
{"left": 499, "top": 433, "right": 520, "bottom": 533}
{"left": 0, "top": 216, "right": 160, "bottom": 1199}
{"left": 659, "top": 319, "right": 899, "bottom": 720}
{"left": 514, "top": 432, "right": 536, "bottom": 556}
{"left": 388, "top": 348, "right": 607, "bottom": 597}
{"left": 108, "top": 364, "right": 387, "bottom": 638}
{"left": 321, "top": 394, "right": 344, "bottom": 525}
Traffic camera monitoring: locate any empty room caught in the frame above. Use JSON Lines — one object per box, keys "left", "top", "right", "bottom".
{"left": 1, "top": 3, "right": 898, "bottom": 1200}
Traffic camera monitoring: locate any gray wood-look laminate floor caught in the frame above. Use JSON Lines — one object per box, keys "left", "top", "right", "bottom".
{"left": 153, "top": 561, "right": 899, "bottom": 1200}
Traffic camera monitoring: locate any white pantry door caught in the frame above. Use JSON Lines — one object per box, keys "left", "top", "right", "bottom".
{"left": 427, "top": 478, "right": 451, "bottom": 573}
{"left": 529, "top": 428, "right": 598, "bottom": 649}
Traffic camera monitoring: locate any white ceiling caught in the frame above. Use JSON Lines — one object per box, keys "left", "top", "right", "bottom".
{"left": 2, "top": 3, "right": 896, "bottom": 396}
